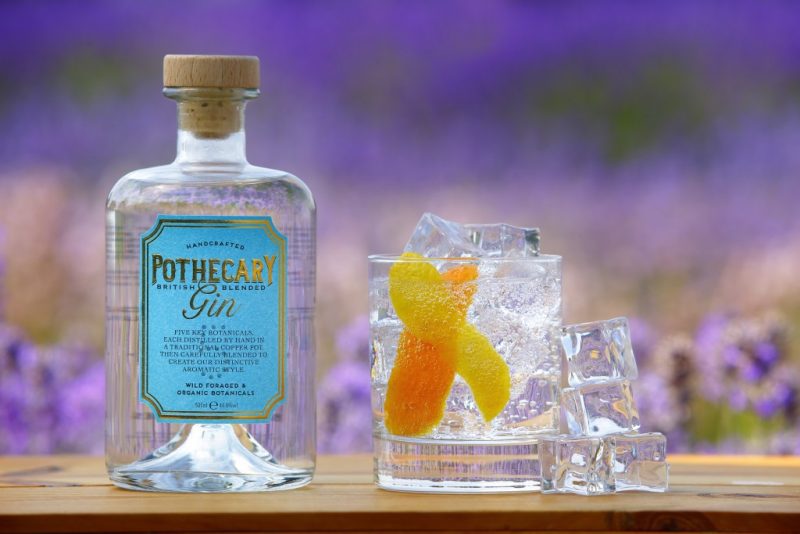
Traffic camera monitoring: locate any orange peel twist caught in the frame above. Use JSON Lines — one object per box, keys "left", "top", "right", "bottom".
{"left": 384, "top": 253, "right": 511, "bottom": 436}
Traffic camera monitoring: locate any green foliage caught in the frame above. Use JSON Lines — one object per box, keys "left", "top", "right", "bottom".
{"left": 534, "top": 61, "right": 709, "bottom": 162}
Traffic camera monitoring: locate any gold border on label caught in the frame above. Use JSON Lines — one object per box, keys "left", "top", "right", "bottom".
{"left": 139, "top": 216, "right": 287, "bottom": 422}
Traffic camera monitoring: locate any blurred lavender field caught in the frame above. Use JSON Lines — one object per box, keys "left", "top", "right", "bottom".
{"left": 1, "top": 0, "right": 799, "bottom": 454}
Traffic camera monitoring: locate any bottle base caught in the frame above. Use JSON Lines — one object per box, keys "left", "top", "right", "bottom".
{"left": 374, "top": 434, "right": 541, "bottom": 493}
{"left": 109, "top": 423, "right": 313, "bottom": 493}
{"left": 109, "top": 470, "right": 312, "bottom": 493}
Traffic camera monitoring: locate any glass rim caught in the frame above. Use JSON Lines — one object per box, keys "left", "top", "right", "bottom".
{"left": 367, "top": 253, "right": 561, "bottom": 263}
{"left": 560, "top": 316, "right": 628, "bottom": 330}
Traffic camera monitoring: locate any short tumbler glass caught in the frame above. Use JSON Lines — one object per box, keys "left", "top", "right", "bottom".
{"left": 369, "top": 254, "right": 562, "bottom": 492}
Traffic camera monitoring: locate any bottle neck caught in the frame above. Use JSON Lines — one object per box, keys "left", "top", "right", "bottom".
{"left": 165, "top": 87, "right": 258, "bottom": 167}
{"left": 176, "top": 125, "right": 247, "bottom": 166}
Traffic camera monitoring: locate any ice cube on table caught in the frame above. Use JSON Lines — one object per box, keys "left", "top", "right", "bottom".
{"left": 562, "top": 379, "right": 640, "bottom": 436}
{"left": 559, "top": 317, "right": 638, "bottom": 386}
{"left": 613, "top": 433, "right": 669, "bottom": 492}
{"left": 540, "top": 434, "right": 615, "bottom": 495}
{"left": 540, "top": 432, "right": 668, "bottom": 495}
{"left": 404, "top": 213, "right": 540, "bottom": 258}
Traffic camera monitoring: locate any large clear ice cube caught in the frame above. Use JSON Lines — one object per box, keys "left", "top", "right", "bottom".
{"left": 468, "top": 256, "right": 562, "bottom": 379}
{"left": 613, "top": 433, "right": 669, "bottom": 492}
{"left": 562, "top": 379, "right": 640, "bottom": 436}
{"left": 540, "top": 432, "right": 669, "bottom": 495}
{"left": 559, "top": 317, "right": 637, "bottom": 386}
{"left": 404, "top": 213, "right": 482, "bottom": 258}
{"left": 369, "top": 317, "right": 402, "bottom": 385}
{"left": 464, "top": 222, "right": 541, "bottom": 257}
{"left": 433, "top": 369, "right": 561, "bottom": 439}
{"left": 404, "top": 213, "right": 540, "bottom": 258}
{"left": 501, "top": 376, "right": 560, "bottom": 433}
{"left": 540, "top": 435, "right": 615, "bottom": 495}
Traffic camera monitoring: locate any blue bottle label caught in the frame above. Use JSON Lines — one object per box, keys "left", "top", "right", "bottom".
{"left": 139, "top": 215, "right": 287, "bottom": 423}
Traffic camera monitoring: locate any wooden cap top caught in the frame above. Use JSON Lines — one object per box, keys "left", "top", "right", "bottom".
{"left": 163, "top": 55, "right": 260, "bottom": 89}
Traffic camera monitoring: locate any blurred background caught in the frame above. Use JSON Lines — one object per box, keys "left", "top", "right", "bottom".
{"left": 1, "top": 0, "right": 799, "bottom": 455}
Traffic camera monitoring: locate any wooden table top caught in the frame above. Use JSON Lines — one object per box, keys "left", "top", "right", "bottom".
{"left": 0, "top": 454, "right": 799, "bottom": 533}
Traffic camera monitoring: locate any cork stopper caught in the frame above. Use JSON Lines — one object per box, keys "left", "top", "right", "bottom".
{"left": 163, "top": 55, "right": 259, "bottom": 89}
{"left": 164, "top": 55, "right": 259, "bottom": 138}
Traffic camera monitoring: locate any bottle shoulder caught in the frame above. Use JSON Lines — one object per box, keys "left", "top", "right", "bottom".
{"left": 107, "top": 163, "right": 315, "bottom": 212}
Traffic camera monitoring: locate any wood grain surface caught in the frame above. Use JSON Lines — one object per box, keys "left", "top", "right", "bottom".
{"left": 1, "top": 454, "right": 799, "bottom": 533}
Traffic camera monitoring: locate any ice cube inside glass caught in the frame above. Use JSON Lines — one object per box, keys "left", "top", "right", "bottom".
{"left": 403, "top": 212, "right": 483, "bottom": 259}
{"left": 463, "top": 222, "right": 541, "bottom": 257}
{"left": 404, "top": 212, "right": 541, "bottom": 258}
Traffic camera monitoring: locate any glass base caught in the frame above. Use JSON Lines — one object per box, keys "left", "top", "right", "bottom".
{"left": 373, "top": 435, "right": 540, "bottom": 493}
{"left": 109, "top": 424, "right": 313, "bottom": 493}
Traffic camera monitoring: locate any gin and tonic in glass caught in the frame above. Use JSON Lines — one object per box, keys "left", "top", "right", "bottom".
{"left": 369, "top": 252, "right": 562, "bottom": 492}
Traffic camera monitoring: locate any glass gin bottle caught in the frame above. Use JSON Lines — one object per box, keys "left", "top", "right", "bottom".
{"left": 105, "top": 55, "right": 316, "bottom": 492}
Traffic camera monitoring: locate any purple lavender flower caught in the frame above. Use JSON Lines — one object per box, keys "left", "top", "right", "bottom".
{"left": 635, "top": 372, "right": 681, "bottom": 437}
{"left": 335, "top": 315, "right": 370, "bottom": 363}
{"left": 627, "top": 317, "right": 657, "bottom": 369}
{"left": 754, "top": 341, "right": 780, "bottom": 369}
{"left": 0, "top": 372, "right": 28, "bottom": 454}
{"left": 0, "top": 325, "right": 34, "bottom": 453}
{"left": 694, "top": 315, "right": 732, "bottom": 403}
{"left": 317, "top": 360, "right": 372, "bottom": 454}
{"left": 56, "top": 361, "right": 104, "bottom": 454}
{"left": 317, "top": 316, "right": 372, "bottom": 454}
{"left": 0, "top": 322, "right": 103, "bottom": 454}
